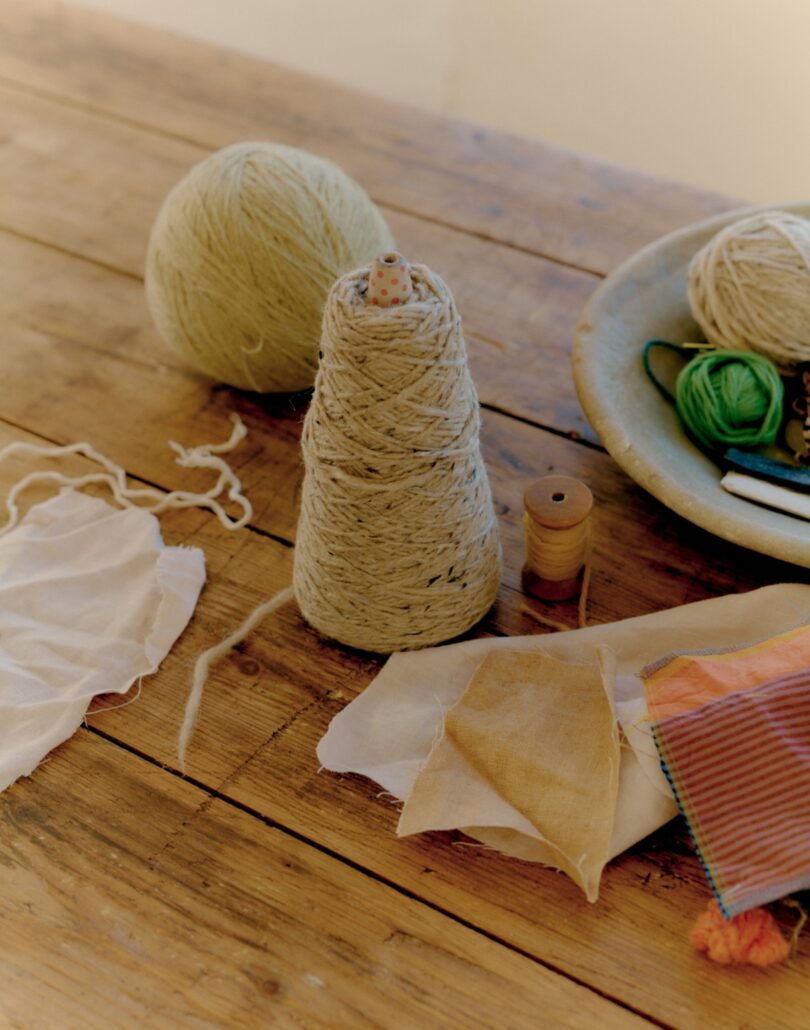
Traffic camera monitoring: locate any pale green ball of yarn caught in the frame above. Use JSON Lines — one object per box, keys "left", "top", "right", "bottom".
{"left": 145, "top": 142, "right": 394, "bottom": 392}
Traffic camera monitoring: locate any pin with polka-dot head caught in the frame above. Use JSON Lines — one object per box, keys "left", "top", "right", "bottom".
{"left": 367, "top": 251, "right": 413, "bottom": 307}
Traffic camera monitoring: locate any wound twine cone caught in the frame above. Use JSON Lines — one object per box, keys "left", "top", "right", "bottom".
{"left": 293, "top": 259, "right": 502, "bottom": 652}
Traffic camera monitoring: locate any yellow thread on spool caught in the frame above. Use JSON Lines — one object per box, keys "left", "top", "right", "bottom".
{"left": 522, "top": 476, "right": 593, "bottom": 627}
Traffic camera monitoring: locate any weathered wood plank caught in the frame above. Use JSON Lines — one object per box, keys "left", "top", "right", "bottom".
{"left": 1, "top": 419, "right": 805, "bottom": 1029}
{"left": 226, "top": 694, "right": 810, "bottom": 1030}
{"left": 0, "top": 0, "right": 737, "bottom": 275}
{"left": 2, "top": 730, "right": 646, "bottom": 1028}
{"left": 0, "top": 86, "right": 597, "bottom": 438}
{"left": 97, "top": 516, "right": 810, "bottom": 1030}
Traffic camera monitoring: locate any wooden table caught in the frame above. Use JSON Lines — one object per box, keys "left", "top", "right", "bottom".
{"left": 0, "top": 3, "right": 806, "bottom": 1026}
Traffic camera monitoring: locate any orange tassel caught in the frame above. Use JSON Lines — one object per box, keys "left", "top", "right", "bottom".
{"left": 691, "top": 900, "right": 790, "bottom": 967}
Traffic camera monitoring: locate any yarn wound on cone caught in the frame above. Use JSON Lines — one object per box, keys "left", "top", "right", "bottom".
{"left": 293, "top": 262, "right": 502, "bottom": 652}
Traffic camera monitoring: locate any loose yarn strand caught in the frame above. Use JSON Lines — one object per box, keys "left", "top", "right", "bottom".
{"left": 177, "top": 586, "right": 295, "bottom": 769}
{"left": 86, "top": 677, "right": 144, "bottom": 717}
{"left": 578, "top": 530, "right": 593, "bottom": 629}
{"left": 0, "top": 414, "right": 252, "bottom": 536}
{"left": 519, "top": 605, "right": 573, "bottom": 633}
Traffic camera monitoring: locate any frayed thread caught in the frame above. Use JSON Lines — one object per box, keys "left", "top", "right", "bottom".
{"left": 691, "top": 899, "right": 790, "bottom": 967}
{"left": 0, "top": 414, "right": 252, "bottom": 535}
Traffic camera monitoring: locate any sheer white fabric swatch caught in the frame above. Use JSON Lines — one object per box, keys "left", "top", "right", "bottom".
{"left": 0, "top": 489, "right": 205, "bottom": 792}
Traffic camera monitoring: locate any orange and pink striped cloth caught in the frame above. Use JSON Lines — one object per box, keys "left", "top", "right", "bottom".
{"left": 643, "top": 624, "right": 810, "bottom": 917}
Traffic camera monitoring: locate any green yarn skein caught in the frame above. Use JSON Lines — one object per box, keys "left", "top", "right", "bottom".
{"left": 675, "top": 350, "right": 784, "bottom": 451}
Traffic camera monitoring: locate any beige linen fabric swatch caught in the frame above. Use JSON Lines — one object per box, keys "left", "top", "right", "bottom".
{"left": 397, "top": 649, "right": 619, "bottom": 901}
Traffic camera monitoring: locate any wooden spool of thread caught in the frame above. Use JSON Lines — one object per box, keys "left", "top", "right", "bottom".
{"left": 522, "top": 476, "right": 593, "bottom": 603}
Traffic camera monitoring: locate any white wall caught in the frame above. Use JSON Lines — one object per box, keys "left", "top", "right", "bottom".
{"left": 73, "top": 0, "right": 810, "bottom": 202}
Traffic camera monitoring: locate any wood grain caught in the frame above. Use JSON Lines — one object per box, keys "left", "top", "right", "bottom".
{"left": 0, "top": 0, "right": 738, "bottom": 275}
{"left": 2, "top": 731, "right": 647, "bottom": 1029}
{"left": 0, "top": 420, "right": 805, "bottom": 1029}
{"left": 1, "top": 414, "right": 808, "bottom": 1027}
{"left": 0, "top": 85, "right": 597, "bottom": 438}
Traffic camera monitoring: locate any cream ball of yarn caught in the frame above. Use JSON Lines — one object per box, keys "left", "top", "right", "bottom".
{"left": 688, "top": 210, "right": 810, "bottom": 371}
{"left": 145, "top": 142, "right": 394, "bottom": 392}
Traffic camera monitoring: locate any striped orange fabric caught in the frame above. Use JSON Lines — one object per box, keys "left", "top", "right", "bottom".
{"left": 644, "top": 623, "right": 810, "bottom": 721}
{"left": 652, "top": 668, "right": 810, "bottom": 917}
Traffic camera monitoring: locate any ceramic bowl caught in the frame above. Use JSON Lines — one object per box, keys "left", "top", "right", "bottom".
{"left": 573, "top": 202, "right": 810, "bottom": 568}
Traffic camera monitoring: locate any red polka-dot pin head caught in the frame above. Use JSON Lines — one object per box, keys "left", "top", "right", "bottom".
{"left": 367, "top": 251, "right": 413, "bottom": 308}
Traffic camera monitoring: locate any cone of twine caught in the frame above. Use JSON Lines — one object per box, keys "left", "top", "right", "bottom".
{"left": 293, "top": 262, "right": 502, "bottom": 652}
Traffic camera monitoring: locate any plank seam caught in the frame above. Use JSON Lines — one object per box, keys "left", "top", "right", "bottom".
{"left": 0, "top": 276, "right": 603, "bottom": 460}
{"left": 0, "top": 223, "right": 143, "bottom": 282}
{"left": 479, "top": 401, "right": 607, "bottom": 453}
{"left": 82, "top": 722, "right": 668, "bottom": 1029}
{"left": 0, "top": 415, "right": 604, "bottom": 632}
{"left": 380, "top": 200, "right": 607, "bottom": 276}
{"left": 146, "top": 696, "right": 324, "bottom": 871}
{"left": 0, "top": 72, "right": 607, "bottom": 278}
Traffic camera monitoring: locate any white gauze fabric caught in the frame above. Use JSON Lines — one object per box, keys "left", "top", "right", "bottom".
{"left": 0, "top": 489, "right": 205, "bottom": 792}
